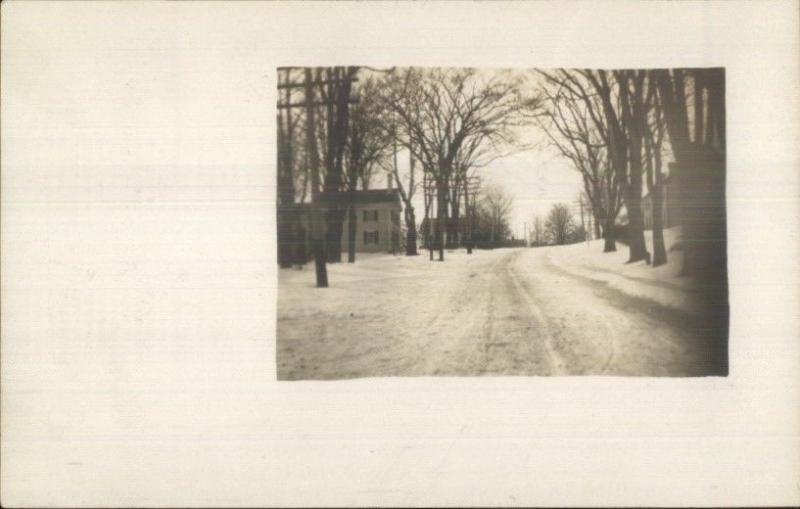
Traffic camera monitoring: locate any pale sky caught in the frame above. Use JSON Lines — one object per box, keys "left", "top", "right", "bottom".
{"left": 396, "top": 140, "right": 583, "bottom": 242}
{"left": 482, "top": 145, "right": 584, "bottom": 240}
{"left": 381, "top": 68, "right": 586, "bottom": 241}
{"left": 385, "top": 68, "right": 584, "bottom": 240}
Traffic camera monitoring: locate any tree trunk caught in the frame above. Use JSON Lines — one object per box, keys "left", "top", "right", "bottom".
{"left": 311, "top": 203, "right": 329, "bottom": 287}
{"left": 645, "top": 114, "right": 668, "bottom": 268}
{"left": 650, "top": 164, "right": 667, "bottom": 267}
{"left": 323, "top": 67, "right": 355, "bottom": 264}
{"left": 423, "top": 173, "right": 434, "bottom": 261}
{"left": 436, "top": 181, "right": 447, "bottom": 261}
{"left": 277, "top": 121, "right": 296, "bottom": 268}
{"left": 602, "top": 211, "right": 617, "bottom": 252}
{"left": 463, "top": 179, "right": 473, "bottom": 254}
{"left": 405, "top": 206, "right": 418, "bottom": 256}
{"left": 594, "top": 216, "right": 602, "bottom": 240}
{"left": 624, "top": 183, "right": 650, "bottom": 264}
{"left": 277, "top": 215, "right": 292, "bottom": 267}
{"left": 465, "top": 203, "right": 473, "bottom": 254}
{"left": 654, "top": 68, "right": 726, "bottom": 282}
{"left": 347, "top": 201, "right": 357, "bottom": 263}
{"left": 312, "top": 237, "right": 328, "bottom": 286}
{"left": 651, "top": 182, "right": 667, "bottom": 266}
{"left": 304, "top": 69, "right": 327, "bottom": 287}
{"left": 277, "top": 79, "right": 297, "bottom": 268}
{"left": 325, "top": 207, "right": 344, "bottom": 263}
{"left": 449, "top": 194, "right": 460, "bottom": 248}
{"left": 427, "top": 211, "right": 434, "bottom": 261}
{"left": 603, "top": 235, "right": 617, "bottom": 252}
{"left": 675, "top": 148, "right": 726, "bottom": 280}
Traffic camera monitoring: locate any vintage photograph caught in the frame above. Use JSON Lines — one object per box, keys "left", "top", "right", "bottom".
{"left": 276, "top": 66, "right": 728, "bottom": 380}
{"left": 4, "top": 1, "right": 799, "bottom": 505}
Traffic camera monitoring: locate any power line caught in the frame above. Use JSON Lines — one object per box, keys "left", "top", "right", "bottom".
{"left": 278, "top": 78, "right": 360, "bottom": 90}
{"left": 277, "top": 98, "right": 360, "bottom": 109}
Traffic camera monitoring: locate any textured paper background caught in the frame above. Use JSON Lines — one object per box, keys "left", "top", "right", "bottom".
{"left": 2, "top": 1, "right": 798, "bottom": 506}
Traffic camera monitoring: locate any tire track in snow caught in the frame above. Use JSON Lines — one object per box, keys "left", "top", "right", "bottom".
{"left": 503, "top": 251, "right": 566, "bottom": 376}
{"left": 474, "top": 253, "right": 519, "bottom": 374}
{"left": 534, "top": 250, "right": 619, "bottom": 375}
{"left": 413, "top": 252, "right": 507, "bottom": 375}
{"left": 540, "top": 253, "right": 618, "bottom": 373}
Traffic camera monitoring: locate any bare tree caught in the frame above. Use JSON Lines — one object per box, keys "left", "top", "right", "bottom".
{"left": 586, "top": 69, "right": 652, "bottom": 264}
{"left": 374, "top": 100, "right": 422, "bottom": 257}
{"left": 389, "top": 139, "right": 421, "bottom": 256}
{"left": 480, "top": 184, "right": 514, "bottom": 246}
{"left": 344, "top": 77, "right": 393, "bottom": 263}
{"left": 530, "top": 215, "right": 546, "bottom": 246}
{"left": 652, "top": 67, "right": 727, "bottom": 374}
{"left": 652, "top": 68, "right": 726, "bottom": 279}
{"left": 304, "top": 68, "right": 328, "bottom": 287}
{"left": 448, "top": 136, "right": 499, "bottom": 250}
{"left": 643, "top": 79, "right": 668, "bottom": 266}
{"left": 537, "top": 71, "right": 624, "bottom": 252}
{"left": 540, "top": 70, "right": 653, "bottom": 263}
{"left": 545, "top": 203, "right": 574, "bottom": 245}
{"left": 305, "top": 66, "right": 360, "bottom": 264}
{"left": 378, "top": 68, "right": 539, "bottom": 261}
{"left": 277, "top": 70, "right": 298, "bottom": 267}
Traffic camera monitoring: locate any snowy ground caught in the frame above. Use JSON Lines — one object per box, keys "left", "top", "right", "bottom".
{"left": 544, "top": 227, "right": 704, "bottom": 315}
{"left": 277, "top": 228, "right": 727, "bottom": 379}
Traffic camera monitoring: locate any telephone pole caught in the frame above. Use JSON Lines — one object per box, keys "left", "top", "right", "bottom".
{"left": 303, "top": 69, "right": 328, "bottom": 287}
{"left": 523, "top": 222, "right": 528, "bottom": 247}
{"left": 577, "top": 194, "right": 590, "bottom": 247}
{"left": 424, "top": 175, "right": 480, "bottom": 258}
{"left": 277, "top": 67, "right": 361, "bottom": 287}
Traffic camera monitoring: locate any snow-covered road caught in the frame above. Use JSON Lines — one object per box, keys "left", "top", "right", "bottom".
{"left": 277, "top": 246, "right": 725, "bottom": 379}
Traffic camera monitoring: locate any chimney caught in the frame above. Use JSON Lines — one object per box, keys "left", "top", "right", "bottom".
{"left": 387, "top": 173, "right": 393, "bottom": 191}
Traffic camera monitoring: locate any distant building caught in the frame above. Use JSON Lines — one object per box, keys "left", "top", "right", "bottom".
{"left": 642, "top": 172, "right": 681, "bottom": 230}
{"left": 326, "top": 189, "right": 402, "bottom": 254}
{"left": 418, "top": 216, "right": 470, "bottom": 249}
{"left": 277, "top": 188, "right": 402, "bottom": 265}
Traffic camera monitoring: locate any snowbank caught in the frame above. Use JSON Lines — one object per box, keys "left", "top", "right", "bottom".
{"left": 540, "top": 227, "right": 707, "bottom": 316}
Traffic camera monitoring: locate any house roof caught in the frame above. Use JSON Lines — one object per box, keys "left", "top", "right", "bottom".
{"left": 318, "top": 188, "right": 401, "bottom": 206}
{"left": 420, "top": 216, "right": 469, "bottom": 226}
{"left": 642, "top": 171, "right": 674, "bottom": 201}
{"left": 278, "top": 189, "right": 402, "bottom": 211}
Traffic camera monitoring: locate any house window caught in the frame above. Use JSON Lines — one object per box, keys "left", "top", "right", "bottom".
{"left": 391, "top": 210, "right": 400, "bottom": 224}
{"left": 363, "top": 231, "right": 379, "bottom": 245}
{"left": 363, "top": 210, "right": 379, "bottom": 222}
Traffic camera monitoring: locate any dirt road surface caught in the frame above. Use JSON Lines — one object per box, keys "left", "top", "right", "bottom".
{"left": 277, "top": 248, "right": 724, "bottom": 379}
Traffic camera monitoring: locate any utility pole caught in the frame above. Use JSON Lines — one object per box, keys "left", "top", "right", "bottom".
{"left": 276, "top": 72, "right": 293, "bottom": 268}
{"left": 587, "top": 209, "right": 593, "bottom": 243}
{"left": 423, "top": 171, "right": 433, "bottom": 261}
{"left": 303, "top": 69, "right": 328, "bottom": 287}
{"left": 276, "top": 67, "right": 361, "bottom": 287}
{"left": 463, "top": 177, "right": 471, "bottom": 254}
{"left": 437, "top": 179, "right": 445, "bottom": 262}
{"left": 579, "top": 194, "right": 590, "bottom": 247}
{"left": 462, "top": 176, "right": 479, "bottom": 254}
{"left": 523, "top": 222, "right": 528, "bottom": 247}
{"left": 575, "top": 194, "right": 588, "bottom": 246}
{"left": 424, "top": 175, "right": 479, "bottom": 258}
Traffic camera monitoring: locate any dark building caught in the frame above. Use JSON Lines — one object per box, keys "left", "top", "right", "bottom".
{"left": 642, "top": 172, "right": 681, "bottom": 230}
{"left": 277, "top": 189, "right": 402, "bottom": 265}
